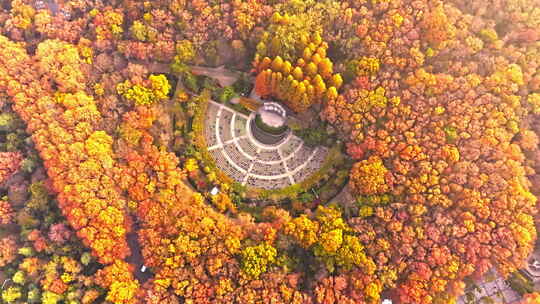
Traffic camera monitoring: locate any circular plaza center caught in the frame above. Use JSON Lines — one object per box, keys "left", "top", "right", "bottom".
{"left": 250, "top": 102, "right": 290, "bottom": 146}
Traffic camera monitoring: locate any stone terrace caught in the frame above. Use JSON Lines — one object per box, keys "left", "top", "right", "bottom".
{"left": 205, "top": 101, "right": 329, "bottom": 190}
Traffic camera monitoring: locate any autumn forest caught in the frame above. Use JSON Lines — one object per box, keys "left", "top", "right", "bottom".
{"left": 1, "top": 0, "right": 540, "bottom": 303}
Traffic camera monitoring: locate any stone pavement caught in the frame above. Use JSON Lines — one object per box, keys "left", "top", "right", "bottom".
{"left": 457, "top": 269, "right": 521, "bottom": 304}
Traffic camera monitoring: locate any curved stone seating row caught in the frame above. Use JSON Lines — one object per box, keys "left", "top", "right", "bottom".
{"left": 292, "top": 147, "right": 328, "bottom": 182}
{"left": 279, "top": 136, "right": 303, "bottom": 158}
{"left": 258, "top": 149, "right": 281, "bottom": 162}
{"left": 286, "top": 145, "right": 315, "bottom": 171}
{"left": 204, "top": 104, "right": 220, "bottom": 146}
{"left": 312, "top": 147, "right": 329, "bottom": 163}
{"left": 210, "top": 148, "right": 245, "bottom": 181}
{"left": 250, "top": 161, "right": 287, "bottom": 176}
{"left": 224, "top": 143, "right": 252, "bottom": 170}
{"left": 219, "top": 110, "right": 234, "bottom": 142}
{"left": 246, "top": 176, "right": 290, "bottom": 190}
{"left": 205, "top": 121, "right": 218, "bottom": 147}
{"left": 238, "top": 137, "right": 259, "bottom": 159}
{"left": 235, "top": 117, "right": 247, "bottom": 136}
{"left": 205, "top": 125, "right": 218, "bottom": 147}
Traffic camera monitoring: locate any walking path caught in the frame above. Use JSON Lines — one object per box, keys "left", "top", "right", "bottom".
{"left": 204, "top": 101, "right": 328, "bottom": 190}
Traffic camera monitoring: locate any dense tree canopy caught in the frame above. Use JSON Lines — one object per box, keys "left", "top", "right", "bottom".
{"left": 0, "top": 0, "right": 539, "bottom": 303}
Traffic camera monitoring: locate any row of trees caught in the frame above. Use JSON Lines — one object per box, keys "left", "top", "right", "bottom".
{"left": 0, "top": 36, "right": 139, "bottom": 303}
{"left": 253, "top": 23, "right": 342, "bottom": 113}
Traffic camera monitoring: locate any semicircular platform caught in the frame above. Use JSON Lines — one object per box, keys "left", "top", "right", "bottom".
{"left": 204, "top": 100, "right": 329, "bottom": 190}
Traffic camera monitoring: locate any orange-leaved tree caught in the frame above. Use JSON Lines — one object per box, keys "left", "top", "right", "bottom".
{"left": 0, "top": 35, "right": 138, "bottom": 303}
{"left": 253, "top": 26, "right": 342, "bottom": 113}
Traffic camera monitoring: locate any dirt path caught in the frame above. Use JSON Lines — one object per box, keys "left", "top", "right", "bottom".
{"left": 126, "top": 229, "right": 153, "bottom": 283}
{"left": 132, "top": 60, "right": 241, "bottom": 89}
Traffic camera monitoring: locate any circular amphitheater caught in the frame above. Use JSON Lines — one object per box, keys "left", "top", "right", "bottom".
{"left": 204, "top": 100, "right": 329, "bottom": 190}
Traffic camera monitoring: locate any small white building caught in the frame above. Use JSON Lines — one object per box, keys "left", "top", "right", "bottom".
{"left": 210, "top": 187, "right": 220, "bottom": 196}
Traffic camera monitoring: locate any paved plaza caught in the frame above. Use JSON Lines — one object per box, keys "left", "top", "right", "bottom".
{"left": 204, "top": 101, "right": 329, "bottom": 190}
{"left": 457, "top": 269, "right": 521, "bottom": 304}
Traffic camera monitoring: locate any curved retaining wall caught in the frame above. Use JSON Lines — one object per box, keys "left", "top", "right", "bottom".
{"left": 250, "top": 118, "right": 290, "bottom": 145}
